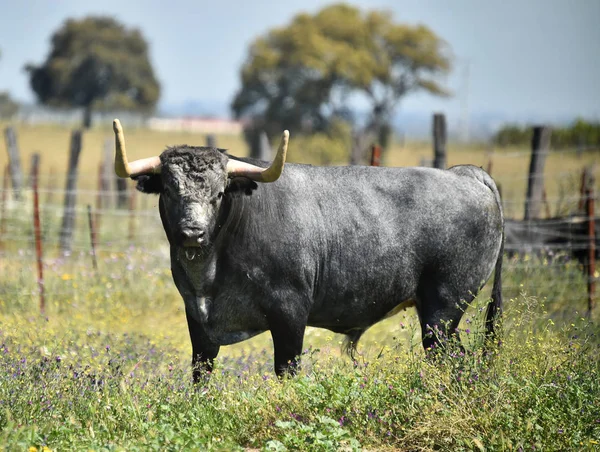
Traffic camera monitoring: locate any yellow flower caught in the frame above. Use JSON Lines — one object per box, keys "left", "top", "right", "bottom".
{"left": 61, "top": 273, "right": 73, "bottom": 281}
{"left": 29, "top": 447, "right": 37, "bottom": 452}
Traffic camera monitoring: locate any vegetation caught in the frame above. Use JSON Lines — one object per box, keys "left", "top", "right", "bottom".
{"left": 493, "top": 118, "right": 600, "bottom": 150}
{"left": 24, "top": 17, "right": 160, "bottom": 128}
{"left": 232, "top": 3, "right": 451, "bottom": 163}
{"left": 0, "top": 247, "right": 598, "bottom": 450}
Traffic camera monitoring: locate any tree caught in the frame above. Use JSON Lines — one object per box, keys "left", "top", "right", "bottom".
{"left": 232, "top": 3, "right": 452, "bottom": 162}
{"left": 25, "top": 16, "right": 160, "bottom": 128}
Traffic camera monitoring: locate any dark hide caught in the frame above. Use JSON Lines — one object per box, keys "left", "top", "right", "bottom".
{"left": 135, "top": 148, "right": 505, "bottom": 380}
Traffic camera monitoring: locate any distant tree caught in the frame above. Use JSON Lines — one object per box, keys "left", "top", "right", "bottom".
{"left": 25, "top": 16, "right": 160, "bottom": 128}
{"left": 493, "top": 120, "right": 600, "bottom": 149}
{"left": 232, "top": 3, "right": 452, "bottom": 163}
{"left": 0, "top": 47, "right": 19, "bottom": 119}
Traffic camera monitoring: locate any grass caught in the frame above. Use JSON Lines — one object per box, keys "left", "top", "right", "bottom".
{"left": 1, "top": 123, "right": 600, "bottom": 450}
{"left": 0, "top": 233, "right": 599, "bottom": 450}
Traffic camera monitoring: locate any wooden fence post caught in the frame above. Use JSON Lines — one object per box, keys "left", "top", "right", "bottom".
{"left": 432, "top": 113, "right": 447, "bottom": 170}
{"left": 0, "top": 165, "right": 8, "bottom": 250}
{"left": 258, "top": 131, "right": 272, "bottom": 161}
{"left": 579, "top": 166, "right": 594, "bottom": 213}
{"left": 206, "top": 134, "right": 216, "bottom": 148}
{"left": 102, "top": 137, "right": 115, "bottom": 211}
{"left": 586, "top": 173, "right": 596, "bottom": 316}
{"left": 31, "top": 153, "right": 45, "bottom": 315}
{"left": 524, "top": 126, "right": 551, "bottom": 220}
{"left": 87, "top": 204, "right": 98, "bottom": 271}
{"left": 116, "top": 179, "right": 128, "bottom": 209}
{"left": 59, "top": 130, "right": 83, "bottom": 254}
{"left": 370, "top": 144, "right": 381, "bottom": 167}
{"left": 128, "top": 188, "right": 137, "bottom": 243}
{"left": 3, "top": 126, "right": 23, "bottom": 200}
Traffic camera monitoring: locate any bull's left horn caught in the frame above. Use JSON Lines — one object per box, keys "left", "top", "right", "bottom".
{"left": 226, "top": 130, "right": 289, "bottom": 182}
{"left": 113, "top": 119, "right": 161, "bottom": 178}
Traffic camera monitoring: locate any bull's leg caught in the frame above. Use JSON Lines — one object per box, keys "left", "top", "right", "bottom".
{"left": 186, "top": 308, "right": 220, "bottom": 384}
{"left": 266, "top": 302, "right": 308, "bottom": 378}
{"left": 416, "top": 281, "right": 471, "bottom": 353}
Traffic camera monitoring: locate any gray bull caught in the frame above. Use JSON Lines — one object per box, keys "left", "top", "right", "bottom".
{"left": 112, "top": 119, "right": 504, "bottom": 380}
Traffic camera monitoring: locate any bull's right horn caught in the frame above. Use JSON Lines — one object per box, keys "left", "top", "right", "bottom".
{"left": 113, "top": 119, "right": 162, "bottom": 178}
{"left": 226, "top": 130, "right": 289, "bottom": 182}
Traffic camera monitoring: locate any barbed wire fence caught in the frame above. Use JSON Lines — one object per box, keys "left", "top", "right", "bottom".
{"left": 1, "top": 118, "right": 599, "bottom": 321}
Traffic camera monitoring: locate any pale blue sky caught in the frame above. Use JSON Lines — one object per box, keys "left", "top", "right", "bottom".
{"left": 0, "top": 0, "right": 598, "bottom": 121}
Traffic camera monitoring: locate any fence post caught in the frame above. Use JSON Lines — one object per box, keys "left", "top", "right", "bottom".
{"left": 579, "top": 166, "right": 594, "bottom": 213}
{"left": 128, "top": 188, "right": 137, "bottom": 243}
{"left": 116, "top": 179, "right": 128, "bottom": 209}
{"left": 31, "top": 153, "right": 45, "bottom": 315}
{"left": 370, "top": 144, "right": 381, "bottom": 167}
{"left": 0, "top": 165, "right": 8, "bottom": 250}
{"left": 258, "top": 131, "right": 272, "bottom": 161}
{"left": 102, "top": 137, "right": 115, "bottom": 211}
{"left": 87, "top": 204, "right": 98, "bottom": 271}
{"left": 586, "top": 174, "right": 596, "bottom": 316}
{"left": 432, "top": 113, "right": 447, "bottom": 169}
{"left": 3, "top": 126, "right": 23, "bottom": 200}
{"left": 59, "top": 130, "right": 83, "bottom": 254}
{"left": 206, "top": 134, "right": 216, "bottom": 148}
{"left": 524, "top": 126, "right": 551, "bottom": 220}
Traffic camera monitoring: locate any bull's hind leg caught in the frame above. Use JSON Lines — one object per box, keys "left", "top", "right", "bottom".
{"left": 416, "top": 280, "right": 473, "bottom": 353}
{"left": 186, "top": 308, "right": 220, "bottom": 384}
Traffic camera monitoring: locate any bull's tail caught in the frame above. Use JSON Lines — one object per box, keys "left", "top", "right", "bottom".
{"left": 482, "top": 172, "right": 504, "bottom": 343}
{"left": 485, "top": 236, "right": 503, "bottom": 340}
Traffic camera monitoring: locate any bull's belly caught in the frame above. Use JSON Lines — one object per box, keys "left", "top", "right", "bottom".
{"left": 307, "top": 293, "right": 416, "bottom": 331}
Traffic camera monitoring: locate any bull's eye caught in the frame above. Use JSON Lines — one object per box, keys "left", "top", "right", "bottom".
{"left": 217, "top": 192, "right": 224, "bottom": 199}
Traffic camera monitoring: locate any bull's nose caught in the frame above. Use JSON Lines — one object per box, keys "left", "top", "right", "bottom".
{"left": 181, "top": 228, "right": 205, "bottom": 245}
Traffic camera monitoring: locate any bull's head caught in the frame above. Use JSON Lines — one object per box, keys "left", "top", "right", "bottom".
{"left": 112, "top": 119, "right": 289, "bottom": 248}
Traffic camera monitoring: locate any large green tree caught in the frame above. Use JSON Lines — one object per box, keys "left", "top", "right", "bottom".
{"left": 232, "top": 3, "right": 452, "bottom": 162}
{"left": 25, "top": 16, "right": 160, "bottom": 128}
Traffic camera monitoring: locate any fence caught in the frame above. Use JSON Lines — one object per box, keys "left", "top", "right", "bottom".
{"left": 1, "top": 118, "right": 599, "bottom": 321}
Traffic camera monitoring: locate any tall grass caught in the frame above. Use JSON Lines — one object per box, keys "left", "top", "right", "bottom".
{"left": 0, "top": 250, "right": 598, "bottom": 450}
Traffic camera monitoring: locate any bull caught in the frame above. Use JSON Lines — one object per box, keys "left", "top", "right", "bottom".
{"left": 112, "top": 119, "right": 504, "bottom": 381}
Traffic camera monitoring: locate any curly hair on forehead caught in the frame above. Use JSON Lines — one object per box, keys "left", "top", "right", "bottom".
{"left": 159, "top": 146, "right": 228, "bottom": 183}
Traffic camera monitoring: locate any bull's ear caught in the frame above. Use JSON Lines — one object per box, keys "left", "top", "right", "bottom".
{"left": 133, "top": 174, "right": 163, "bottom": 195}
{"left": 225, "top": 177, "right": 258, "bottom": 196}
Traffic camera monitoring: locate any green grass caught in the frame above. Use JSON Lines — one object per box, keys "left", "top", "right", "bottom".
{"left": 0, "top": 247, "right": 599, "bottom": 451}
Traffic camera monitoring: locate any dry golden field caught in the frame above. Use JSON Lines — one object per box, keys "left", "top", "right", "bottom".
{"left": 2, "top": 121, "right": 598, "bottom": 220}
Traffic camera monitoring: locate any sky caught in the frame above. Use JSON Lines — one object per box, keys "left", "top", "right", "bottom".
{"left": 0, "top": 0, "right": 599, "bottom": 124}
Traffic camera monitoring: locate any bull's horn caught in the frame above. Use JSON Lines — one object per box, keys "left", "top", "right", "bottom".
{"left": 113, "top": 119, "right": 161, "bottom": 178}
{"left": 226, "top": 130, "right": 289, "bottom": 182}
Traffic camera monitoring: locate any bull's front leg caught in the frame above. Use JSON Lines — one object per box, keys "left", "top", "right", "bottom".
{"left": 186, "top": 307, "right": 220, "bottom": 384}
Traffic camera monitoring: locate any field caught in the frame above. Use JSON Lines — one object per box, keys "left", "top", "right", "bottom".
{"left": 1, "top": 123, "right": 599, "bottom": 450}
